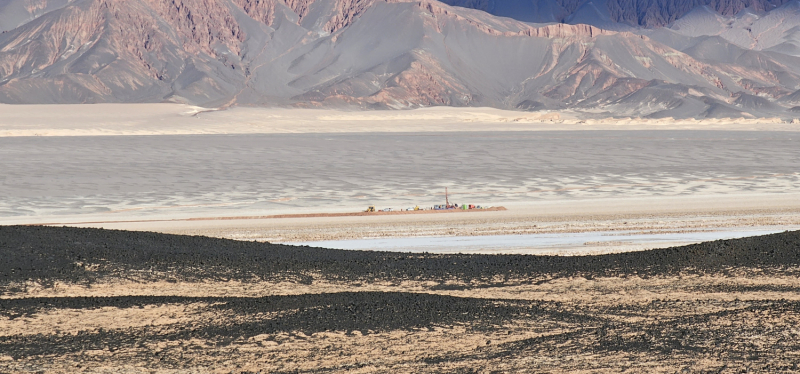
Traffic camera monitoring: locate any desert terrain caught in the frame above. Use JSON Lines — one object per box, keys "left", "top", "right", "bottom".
{"left": 3, "top": 225, "right": 800, "bottom": 372}
{"left": 2, "top": 105, "right": 800, "bottom": 372}
{"left": 4, "top": 0, "right": 800, "bottom": 370}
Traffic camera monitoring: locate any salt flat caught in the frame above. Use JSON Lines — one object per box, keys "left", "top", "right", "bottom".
{"left": 1, "top": 130, "right": 798, "bottom": 220}
{"left": 1, "top": 105, "right": 799, "bottom": 252}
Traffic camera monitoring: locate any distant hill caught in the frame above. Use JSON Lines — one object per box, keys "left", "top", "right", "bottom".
{"left": 1, "top": 0, "right": 799, "bottom": 118}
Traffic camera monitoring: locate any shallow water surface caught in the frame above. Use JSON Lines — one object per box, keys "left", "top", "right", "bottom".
{"left": 290, "top": 229, "right": 789, "bottom": 254}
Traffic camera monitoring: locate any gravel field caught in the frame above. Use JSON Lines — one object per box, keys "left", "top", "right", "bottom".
{"left": 3, "top": 226, "right": 800, "bottom": 372}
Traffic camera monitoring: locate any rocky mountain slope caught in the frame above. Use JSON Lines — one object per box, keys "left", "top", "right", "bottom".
{"left": 0, "top": 0, "right": 78, "bottom": 32}
{"left": 660, "top": 2, "right": 800, "bottom": 54}
{"left": 0, "top": 0, "right": 799, "bottom": 118}
{"left": 441, "top": 0, "right": 792, "bottom": 28}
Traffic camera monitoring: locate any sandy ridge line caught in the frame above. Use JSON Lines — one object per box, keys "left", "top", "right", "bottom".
{"left": 1, "top": 105, "right": 798, "bottom": 138}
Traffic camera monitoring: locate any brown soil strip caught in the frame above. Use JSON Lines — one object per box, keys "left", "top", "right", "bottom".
{"left": 30, "top": 206, "right": 507, "bottom": 226}
{"left": 188, "top": 206, "right": 507, "bottom": 220}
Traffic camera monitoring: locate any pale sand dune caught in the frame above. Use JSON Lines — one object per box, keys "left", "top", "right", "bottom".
{"left": 0, "top": 104, "right": 798, "bottom": 136}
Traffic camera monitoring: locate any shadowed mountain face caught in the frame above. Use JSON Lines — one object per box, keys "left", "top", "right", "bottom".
{"left": 0, "top": 0, "right": 799, "bottom": 118}
{"left": 441, "top": 0, "right": 792, "bottom": 27}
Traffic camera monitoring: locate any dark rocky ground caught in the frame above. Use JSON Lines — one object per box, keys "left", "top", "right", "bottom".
{"left": 2, "top": 225, "right": 800, "bottom": 372}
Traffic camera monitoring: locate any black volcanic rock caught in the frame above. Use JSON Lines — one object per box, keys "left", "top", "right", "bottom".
{"left": 3, "top": 226, "right": 800, "bottom": 372}
{"left": 3, "top": 225, "right": 800, "bottom": 290}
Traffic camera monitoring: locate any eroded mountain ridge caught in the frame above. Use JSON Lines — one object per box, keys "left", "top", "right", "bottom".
{"left": 0, "top": 0, "right": 799, "bottom": 118}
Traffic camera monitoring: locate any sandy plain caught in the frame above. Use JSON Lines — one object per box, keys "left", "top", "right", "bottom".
{"left": 64, "top": 194, "right": 800, "bottom": 255}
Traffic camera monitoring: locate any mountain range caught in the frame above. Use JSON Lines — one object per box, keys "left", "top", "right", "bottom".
{"left": 1, "top": 0, "right": 799, "bottom": 118}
